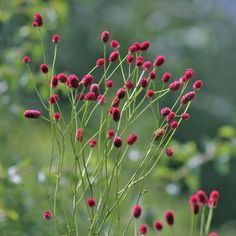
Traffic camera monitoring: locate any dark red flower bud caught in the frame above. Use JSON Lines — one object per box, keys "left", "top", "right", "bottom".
{"left": 76, "top": 128, "right": 83, "bottom": 141}
{"left": 154, "top": 220, "right": 163, "bottom": 231}
{"left": 67, "top": 74, "right": 79, "bottom": 88}
{"left": 210, "top": 190, "right": 219, "bottom": 201}
{"left": 87, "top": 197, "right": 96, "bottom": 207}
{"left": 128, "top": 42, "right": 140, "bottom": 53}
{"left": 111, "top": 107, "right": 121, "bottom": 121}
{"left": 142, "top": 61, "right": 152, "bottom": 71}
{"left": 149, "top": 71, "right": 156, "bottom": 80}
{"left": 127, "top": 133, "right": 138, "bottom": 145}
{"left": 97, "top": 94, "right": 106, "bottom": 104}
{"left": 169, "top": 81, "right": 181, "bottom": 91}
{"left": 32, "top": 21, "right": 38, "bottom": 27}
{"left": 127, "top": 54, "right": 134, "bottom": 64}
{"left": 189, "top": 195, "right": 200, "bottom": 215}
{"left": 48, "top": 93, "right": 59, "bottom": 105}
{"left": 185, "top": 68, "right": 195, "bottom": 80}
{"left": 208, "top": 191, "right": 219, "bottom": 208}
{"left": 109, "top": 51, "right": 119, "bottom": 62}
{"left": 196, "top": 190, "right": 208, "bottom": 206}
{"left": 113, "top": 136, "right": 122, "bottom": 148}
{"left": 140, "top": 77, "right": 148, "bottom": 88}
{"left": 96, "top": 58, "right": 105, "bottom": 67}
{"left": 132, "top": 205, "right": 142, "bottom": 218}
{"left": 50, "top": 75, "right": 59, "bottom": 88}
{"left": 22, "top": 56, "right": 31, "bottom": 63}
{"left": 33, "top": 13, "right": 43, "bottom": 27}
{"left": 90, "top": 83, "right": 100, "bottom": 98}
{"left": 58, "top": 73, "right": 68, "bottom": 83}
{"left": 125, "top": 80, "right": 133, "bottom": 89}
{"left": 154, "top": 55, "right": 166, "bottom": 67}
{"left": 170, "top": 121, "right": 178, "bottom": 129}
{"left": 135, "top": 56, "right": 144, "bottom": 67}
{"left": 40, "top": 63, "right": 49, "bottom": 74}
{"left": 166, "top": 147, "right": 174, "bottom": 157}
{"left": 153, "top": 128, "right": 166, "bottom": 141}
{"left": 179, "top": 76, "right": 188, "bottom": 84}
{"left": 161, "top": 107, "right": 171, "bottom": 116}
{"left": 85, "top": 92, "right": 96, "bottom": 101}
{"left": 193, "top": 80, "right": 203, "bottom": 91}
{"left": 139, "top": 224, "right": 148, "bottom": 234}
{"left": 24, "top": 109, "right": 41, "bottom": 119}
{"left": 77, "top": 93, "right": 85, "bottom": 101}
{"left": 140, "top": 41, "right": 151, "bottom": 51}
{"left": 107, "top": 129, "right": 115, "bottom": 138}
{"left": 162, "top": 72, "right": 171, "bottom": 83}
{"left": 43, "top": 210, "right": 53, "bottom": 220}
{"left": 110, "top": 40, "right": 120, "bottom": 50}
{"left": 147, "top": 89, "right": 155, "bottom": 99}
{"left": 101, "top": 31, "right": 110, "bottom": 43}
{"left": 116, "top": 88, "right": 126, "bottom": 99}
{"left": 166, "top": 111, "right": 176, "bottom": 123}
{"left": 89, "top": 139, "right": 97, "bottom": 148}
{"left": 165, "top": 210, "right": 174, "bottom": 226}
{"left": 52, "top": 34, "right": 60, "bottom": 43}
{"left": 181, "top": 91, "right": 196, "bottom": 106}
{"left": 82, "top": 74, "right": 94, "bottom": 87}
{"left": 181, "top": 112, "right": 190, "bottom": 120}
{"left": 106, "top": 80, "right": 114, "bottom": 88}
{"left": 53, "top": 112, "right": 61, "bottom": 121}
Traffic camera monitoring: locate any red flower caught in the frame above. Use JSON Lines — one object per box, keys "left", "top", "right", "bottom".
{"left": 52, "top": 34, "right": 60, "bottom": 43}
{"left": 112, "top": 97, "right": 120, "bottom": 107}
{"left": 58, "top": 73, "right": 68, "bottom": 83}
{"left": 85, "top": 92, "right": 96, "bottom": 101}
{"left": 24, "top": 109, "right": 41, "bottom": 119}
{"left": 127, "top": 54, "right": 134, "bottom": 64}
{"left": 196, "top": 190, "right": 208, "bottom": 206}
{"left": 111, "top": 107, "right": 121, "bottom": 121}
{"left": 193, "top": 80, "right": 203, "bottom": 91}
{"left": 107, "top": 130, "right": 115, "bottom": 139}
{"left": 125, "top": 80, "right": 133, "bottom": 89}
{"left": 169, "top": 81, "right": 181, "bottom": 91}
{"left": 76, "top": 128, "right": 83, "bottom": 142}
{"left": 140, "top": 77, "right": 148, "bottom": 88}
{"left": 189, "top": 195, "right": 200, "bottom": 215}
{"left": 208, "top": 190, "right": 219, "bottom": 208}
{"left": 166, "top": 147, "right": 174, "bottom": 157}
{"left": 106, "top": 80, "right": 114, "bottom": 88}
{"left": 50, "top": 75, "right": 59, "bottom": 88}
{"left": 48, "top": 93, "right": 59, "bottom": 105}
{"left": 82, "top": 74, "right": 94, "bottom": 87}
{"left": 154, "top": 220, "right": 163, "bottom": 231}
{"left": 161, "top": 107, "right": 171, "bottom": 116}
{"left": 22, "top": 56, "right": 31, "bottom": 63}
{"left": 33, "top": 13, "right": 43, "bottom": 27}
{"left": 116, "top": 88, "right": 126, "bottom": 99}
{"left": 43, "top": 210, "right": 53, "bottom": 220}
{"left": 147, "top": 89, "right": 154, "bottom": 98}
{"left": 53, "top": 112, "right": 61, "bottom": 121}
{"left": 40, "top": 64, "right": 49, "bottom": 74}
{"left": 96, "top": 58, "right": 105, "bottom": 67}
{"left": 170, "top": 121, "right": 178, "bottom": 129}
{"left": 162, "top": 72, "right": 171, "bottom": 83}
{"left": 140, "top": 41, "right": 151, "bottom": 51}
{"left": 185, "top": 68, "right": 195, "bottom": 80}
{"left": 149, "top": 71, "right": 156, "bottom": 80}
{"left": 181, "top": 91, "right": 196, "bottom": 106}
{"left": 110, "top": 40, "right": 120, "bottom": 50}
{"left": 132, "top": 205, "right": 142, "bottom": 218}
{"left": 135, "top": 56, "right": 144, "bottom": 67}
{"left": 209, "top": 232, "right": 219, "bottom": 236}
{"left": 113, "top": 136, "right": 122, "bottom": 148}
{"left": 154, "top": 55, "right": 166, "bottom": 67}
{"left": 128, "top": 42, "right": 140, "bottom": 53}
{"left": 109, "top": 51, "right": 119, "bottom": 62}
{"left": 101, "top": 31, "right": 110, "bottom": 43}
{"left": 181, "top": 113, "right": 190, "bottom": 120}
{"left": 67, "top": 74, "right": 79, "bottom": 89}
{"left": 166, "top": 111, "right": 176, "bottom": 123}
{"left": 165, "top": 210, "right": 175, "bottom": 226}
{"left": 97, "top": 94, "right": 106, "bottom": 105}
{"left": 89, "top": 139, "right": 97, "bottom": 148}
{"left": 127, "top": 134, "right": 138, "bottom": 145}
{"left": 90, "top": 83, "right": 100, "bottom": 98}
{"left": 139, "top": 224, "right": 148, "bottom": 234}
{"left": 87, "top": 197, "right": 96, "bottom": 207}
{"left": 142, "top": 61, "right": 152, "bottom": 71}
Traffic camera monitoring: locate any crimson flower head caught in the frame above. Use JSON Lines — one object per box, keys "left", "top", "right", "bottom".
{"left": 110, "top": 40, "right": 120, "bottom": 50}
{"left": 53, "top": 112, "right": 61, "bottom": 121}
{"left": 132, "top": 204, "right": 142, "bottom": 218}
{"left": 101, "top": 31, "right": 110, "bottom": 43}
{"left": 140, "top": 77, "right": 148, "bottom": 88}
{"left": 97, "top": 94, "right": 106, "bottom": 104}
{"left": 162, "top": 72, "right": 172, "bottom": 83}
{"left": 116, "top": 88, "right": 126, "bottom": 99}
{"left": 181, "top": 112, "right": 190, "bottom": 120}
{"left": 113, "top": 136, "right": 122, "bottom": 148}
{"left": 154, "top": 220, "right": 163, "bottom": 231}
{"left": 76, "top": 128, "right": 83, "bottom": 142}
{"left": 127, "top": 134, "right": 138, "bottom": 145}
{"left": 125, "top": 80, "right": 133, "bottom": 90}
{"left": 166, "top": 111, "right": 176, "bottom": 123}
{"left": 196, "top": 190, "right": 208, "bottom": 206}
{"left": 58, "top": 73, "right": 68, "bottom": 83}
{"left": 111, "top": 107, "right": 121, "bottom": 121}
{"left": 90, "top": 83, "right": 100, "bottom": 98}
{"left": 22, "top": 56, "right": 31, "bottom": 63}
{"left": 85, "top": 92, "right": 96, "bottom": 101}
{"left": 106, "top": 80, "right": 114, "bottom": 88}
{"left": 154, "top": 55, "right": 166, "bottom": 67}
{"left": 139, "top": 224, "right": 148, "bottom": 234}
{"left": 24, "top": 109, "right": 41, "bottom": 119}
{"left": 170, "top": 121, "right": 178, "bottom": 129}
{"left": 128, "top": 42, "right": 140, "bottom": 53}
{"left": 193, "top": 80, "right": 203, "bottom": 91}
{"left": 181, "top": 91, "right": 196, "bottom": 106}
{"left": 135, "top": 56, "right": 144, "bottom": 67}
{"left": 87, "top": 197, "right": 96, "bottom": 207}
{"left": 82, "top": 74, "right": 94, "bottom": 87}
{"left": 67, "top": 74, "right": 79, "bottom": 89}
{"left": 165, "top": 210, "right": 175, "bottom": 226}
{"left": 142, "top": 61, "right": 152, "bottom": 71}
{"left": 48, "top": 93, "right": 59, "bottom": 105}
{"left": 189, "top": 195, "right": 200, "bottom": 215}
{"left": 109, "top": 51, "right": 119, "bottom": 62}
{"left": 147, "top": 89, "right": 154, "bottom": 99}
{"left": 43, "top": 210, "right": 53, "bottom": 220}
{"left": 40, "top": 64, "right": 49, "bottom": 74}
{"left": 89, "top": 139, "right": 97, "bottom": 148}
{"left": 33, "top": 13, "right": 43, "bottom": 27}
{"left": 50, "top": 75, "right": 59, "bottom": 88}
{"left": 52, "top": 34, "right": 60, "bottom": 44}
{"left": 161, "top": 107, "right": 171, "bottom": 116}
{"left": 208, "top": 190, "right": 219, "bottom": 208}
{"left": 107, "top": 129, "right": 115, "bottom": 139}
{"left": 140, "top": 41, "right": 151, "bottom": 51}
{"left": 169, "top": 81, "right": 181, "bottom": 91}
{"left": 127, "top": 54, "right": 134, "bottom": 64}
{"left": 209, "top": 232, "right": 219, "bottom": 236}
{"left": 185, "top": 68, "right": 195, "bottom": 80}
{"left": 96, "top": 58, "right": 105, "bottom": 67}
{"left": 166, "top": 147, "right": 174, "bottom": 157}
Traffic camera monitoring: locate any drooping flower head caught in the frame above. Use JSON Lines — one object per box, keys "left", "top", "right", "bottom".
{"left": 24, "top": 110, "right": 41, "bottom": 119}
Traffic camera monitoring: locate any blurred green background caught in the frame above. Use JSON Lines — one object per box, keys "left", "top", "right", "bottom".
{"left": 0, "top": 0, "right": 236, "bottom": 235}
